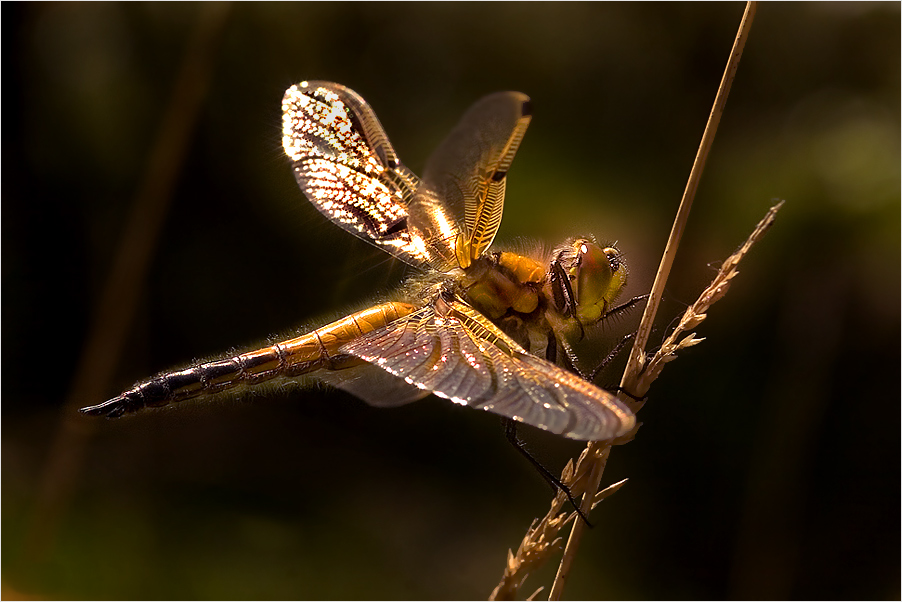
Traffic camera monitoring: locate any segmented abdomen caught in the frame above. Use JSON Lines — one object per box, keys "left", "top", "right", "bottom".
{"left": 80, "top": 301, "right": 417, "bottom": 418}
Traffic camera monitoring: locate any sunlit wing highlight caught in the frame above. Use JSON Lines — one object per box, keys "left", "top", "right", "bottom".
{"left": 282, "top": 81, "right": 431, "bottom": 267}
{"left": 411, "top": 92, "right": 532, "bottom": 269}
{"left": 341, "top": 297, "right": 635, "bottom": 441}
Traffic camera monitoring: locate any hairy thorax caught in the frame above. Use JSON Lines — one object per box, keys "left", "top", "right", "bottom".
{"left": 458, "top": 252, "right": 560, "bottom": 358}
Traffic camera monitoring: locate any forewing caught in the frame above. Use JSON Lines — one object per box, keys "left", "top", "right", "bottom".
{"left": 282, "top": 81, "right": 430, "bottom": 268}
{"left": 340, "top": 300, "right": 635, "bottom": 441}
{"left": 408, "top": 92, "right": 532, "bottom": 270}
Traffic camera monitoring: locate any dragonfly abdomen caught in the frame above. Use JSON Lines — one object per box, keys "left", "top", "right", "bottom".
{"left": 80, "top": 301, "right": 417, "bottom": 418}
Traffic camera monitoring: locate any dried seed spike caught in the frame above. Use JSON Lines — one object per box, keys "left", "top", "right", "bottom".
{"left": 592, "top": 478, "right": 629, "bottom": 507}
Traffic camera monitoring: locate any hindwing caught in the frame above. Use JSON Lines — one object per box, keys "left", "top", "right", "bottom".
{"left": 409, "top": 92, "right": 532, "bottom": 270}
{"left": 340, "top": 298, "right": 635, "bottom": 441}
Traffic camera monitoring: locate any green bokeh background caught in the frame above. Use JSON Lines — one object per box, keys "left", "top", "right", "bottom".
{"left": 3, "top": 3, "right": 899, "bottom": 599}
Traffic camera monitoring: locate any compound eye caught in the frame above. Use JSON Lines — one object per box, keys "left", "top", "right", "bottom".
{"left": 572, "top": 240, "right": 627, "bottom": 323}
{"left": 575, "top": 241, "right": 612, "bottom": 308}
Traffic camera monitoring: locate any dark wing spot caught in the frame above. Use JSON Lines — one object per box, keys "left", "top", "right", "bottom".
{"left": 382, "top": 217, "right": 408, "bottom": 236}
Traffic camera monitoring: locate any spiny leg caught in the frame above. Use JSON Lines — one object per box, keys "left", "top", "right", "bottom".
{"left": 587, "top": 332, "right": 636, "bottom": 383}
{"left": 605, "top": 293, "right": 650, "bottom": 320}
{"left": 586, "top": 330, "right": 652, "bottom": 411}
{"left": 503, "top": 418, "right": 592, "bottom": 527}
{"left": 584, "top": 293, "right": 650, "bottom": 383}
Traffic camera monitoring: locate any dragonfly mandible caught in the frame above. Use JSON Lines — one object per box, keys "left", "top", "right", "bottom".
{"left": 80, "top": 81, "right": 636, "bottom": 441}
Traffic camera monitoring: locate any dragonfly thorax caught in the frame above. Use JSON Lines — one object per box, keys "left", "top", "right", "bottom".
{"left": 451, "top": 237, "right": 629, "bottom": 362}
{"left": 460, "top": 252, "right": 545, "bottom": 320}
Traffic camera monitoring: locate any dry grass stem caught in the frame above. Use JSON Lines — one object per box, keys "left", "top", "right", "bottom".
{"left": 543, "top": 3, "right": 758, "bottom": 599}
{"left": 489, "top": 461, "right": 581, "bottom": 601}
{"left": 489, "top": 200, "right": 781, "bottom": 600}
{"left": 490, "top": 5, "right": 762, "bottom": 599}
{"left": 490, "top": 454, "right": 634, "bottom": 600}
{"left": 622, "top": 0, "right": 758, "bottom": 383}
{"left": 634, "top": 200, "right": 784, "bottom": 393}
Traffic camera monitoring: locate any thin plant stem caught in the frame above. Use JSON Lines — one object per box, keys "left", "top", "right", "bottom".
{"left": 547, "top": 4, "right": 757, "bottom": 599}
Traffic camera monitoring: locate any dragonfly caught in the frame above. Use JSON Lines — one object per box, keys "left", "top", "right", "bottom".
{"left": 81, "top": 81, "right": 637, "bottom": 442}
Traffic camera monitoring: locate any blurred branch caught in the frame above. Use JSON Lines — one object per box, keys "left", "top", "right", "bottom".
{"left": 24, "top": 3, "right": 230, "bottom": 564}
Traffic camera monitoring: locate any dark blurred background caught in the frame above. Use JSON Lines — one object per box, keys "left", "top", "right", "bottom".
{"left": 3, "top": 3, "right": 899, "bottom": 599}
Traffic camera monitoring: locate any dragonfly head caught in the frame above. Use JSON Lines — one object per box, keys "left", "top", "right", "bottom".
{"left": 553, "top": 238, "right": 627, "bottom": 325}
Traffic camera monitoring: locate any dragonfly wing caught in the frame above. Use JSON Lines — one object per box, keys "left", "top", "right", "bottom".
{"left": 315, "top": 362, "right": 430, "bottom": 408}
{"left": 282, "top": 81, "right": 431, "bottom": 268}
{"left": 340, "top": 299, "right": 635, "bottom": 441}
{"left": 409, "top": 92, "right": 532, "bottom": 270}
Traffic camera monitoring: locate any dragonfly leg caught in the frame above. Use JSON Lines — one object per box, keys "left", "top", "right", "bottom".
{"left": 503, "top": 418, "right": 592, "bottom": 527}
{"left": 587, "top": 331, "right": 650, "bottom": 409}
{"left": 607, "top": 383, "right": 649, "bottom": 404}
{"left": 548, "top": 254, "right": 586, "bottom": 342}
{"left": 605, "top": 293, "right": 650, "bottom": 320}
{"left": 587, "top": 331, "right": 636, "bottom": 383}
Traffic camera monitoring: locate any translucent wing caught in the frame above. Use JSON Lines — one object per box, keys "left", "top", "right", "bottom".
{"left": 340, "top": 298, "right": 635, "bottom": 441}
{"left": 282, "top": 81, "right": 431, "bottom": 268}
{"left": 408, "top": 92, "right": 532, "bottom": 270}
{"left": 314, "top": 362, "right": 431, "bottom": 408}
